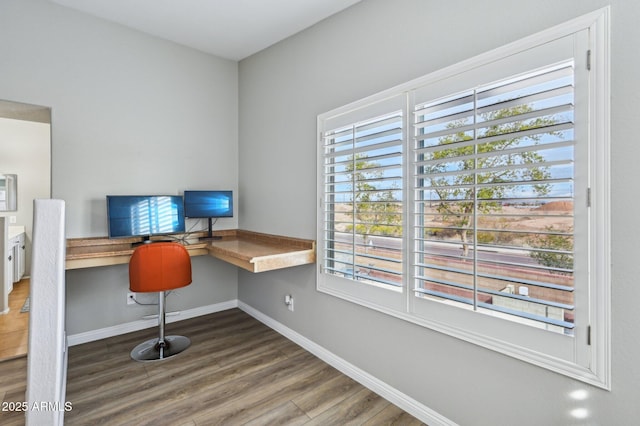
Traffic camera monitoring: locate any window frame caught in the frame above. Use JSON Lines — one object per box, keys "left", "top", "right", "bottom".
{"left": 317, "top": 8, "right": 610, "bottom": 389}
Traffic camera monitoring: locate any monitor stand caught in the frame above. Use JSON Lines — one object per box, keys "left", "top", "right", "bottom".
{"left": 132, "top": 235, "right": 152, "bottom": 247}
{"left": 133, "top": 235, "right": 175, "bottom": 247}
{"left": 199, "top": 218, "right": 222, "bottom": 241}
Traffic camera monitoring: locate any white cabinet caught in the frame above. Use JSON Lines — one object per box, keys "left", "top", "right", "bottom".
{"left": 6, "top": 240, "right": 13, "bottom": 294}
{"left": 2, "top": 222, "right": 26, "bottom": 311}
{"left": 11, "top": 232, "right": 25, "bottom": 283}
{"left": 6, "top": 226, "right": 25, "bottom": 293}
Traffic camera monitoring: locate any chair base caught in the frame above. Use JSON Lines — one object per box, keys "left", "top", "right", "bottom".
{"left": 130, "top": 335, "right": 191, "bottom": 362}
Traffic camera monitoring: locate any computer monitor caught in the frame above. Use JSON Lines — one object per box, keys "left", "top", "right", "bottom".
{"left": 183, "top": 190, "right": 233, "bottom": 240}
{"left": 106, "top": 195, "right": 185, "bottom": 243}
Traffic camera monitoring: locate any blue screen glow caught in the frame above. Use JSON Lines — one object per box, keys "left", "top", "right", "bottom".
{"left": 184, "top": 190, "right": 233, "bottom": 218}
{"left": 107, "top": 195, "right": 185, "bottom": 238}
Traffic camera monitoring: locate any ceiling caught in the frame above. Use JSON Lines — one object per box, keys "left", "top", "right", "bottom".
{"left": 50, "top": 0, "right": 362, "bottom": 61}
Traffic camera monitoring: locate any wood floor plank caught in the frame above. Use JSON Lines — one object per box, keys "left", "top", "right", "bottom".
{"left": 243, "top": 400, "right": 311, "bottom": 426}
{"left": 0, "top": 279, "right": 29, "bottom": 362}
{"left": 66, "top": 340, "right": 304, "bottom": 424}
{"left": 0, "top": 409, "right": 26, "bottom": 426}
{"left": 0, "top": 357, "right": 27, "bottom": 395}
{"left": 190, "top": 361, "right": 337, "bottom": 425}
{"left": 302, "top": 387, "right": 392, "bottom": 425}
{"left": 126, "top": 351, "right": 324, "bottom": 426}
{"left": 364, "top": 404, "right": 427, "bottom": 426}
{"left": 291, "top": 371, "right": 364, "bottom": 418}
{"left": 0, "top": 357, "right": 28, "bottom": 426}
{"left": 1, "top": 308, "right": 426, "bottom": 425}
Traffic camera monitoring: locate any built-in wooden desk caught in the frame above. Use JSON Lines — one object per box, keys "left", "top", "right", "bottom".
{"left": 206, "top": 230, "right": 316, "bottom": 273}
{"left": 65, "top": 229, "right": 316, "bottom": 273}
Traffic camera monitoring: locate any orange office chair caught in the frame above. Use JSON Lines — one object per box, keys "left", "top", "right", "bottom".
{"left": 129, "top": 242, "right": 192, "bottom": 361}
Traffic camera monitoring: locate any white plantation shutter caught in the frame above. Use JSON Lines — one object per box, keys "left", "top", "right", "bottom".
{"left": 404, "top": 30, "right": 598, "bottom": 370}
{"left": 322, "top": 112, "right": 403, "bottom": 286}
{"left": 318, "top": 94, "right": 406, "bottom": 312}
{"left": 412, "top": 62, "right": 576, "bottom": 333}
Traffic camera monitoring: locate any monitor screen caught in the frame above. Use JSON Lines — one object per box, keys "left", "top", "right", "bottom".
{"left": 107, "top": 195, "right": 185, "bottom": 239}
{"left": 184, "top": 190, "right": 233, "bottom": 218}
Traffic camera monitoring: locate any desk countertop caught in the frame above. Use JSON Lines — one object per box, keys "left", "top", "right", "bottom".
{"left": 66, "top": 229, "right": 315, "bottom": 273}
{"left": 207, "top": 230, "right": 316, "bottom": 272}
{"left": 8, "top": 225, "right": 25, "bottom": 239}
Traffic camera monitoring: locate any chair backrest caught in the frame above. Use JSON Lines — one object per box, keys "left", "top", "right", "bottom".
{"left": 129, "top": 242, "right": 192, "bottom": 293}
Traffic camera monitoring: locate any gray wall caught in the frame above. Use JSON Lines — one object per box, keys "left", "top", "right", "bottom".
{"left": 238, "top": 0, "right": 640, "bottom": 424}
{"left": 0, "top": 0, "right": 239, "bottom": 334}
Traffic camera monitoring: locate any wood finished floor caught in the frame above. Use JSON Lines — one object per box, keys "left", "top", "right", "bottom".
{"left": 0, "top": 279, "right": 29, "bottom": 361}
{"left": 1, "top": 308, "right": 426, "bottom": 425}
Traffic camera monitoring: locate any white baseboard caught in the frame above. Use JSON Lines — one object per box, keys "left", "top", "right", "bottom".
{"left": 238, "top": 301, "right": 457, "bottom": 426}
{"left": 67, "top": 299, "right": 238, "bottom": 346}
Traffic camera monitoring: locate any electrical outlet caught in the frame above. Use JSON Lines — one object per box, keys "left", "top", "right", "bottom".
{"left": 284, "top": 294, "right": 294, "bottom": 312}
{"left": 127, "top": 292, "right": 136, "bottom": 305}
